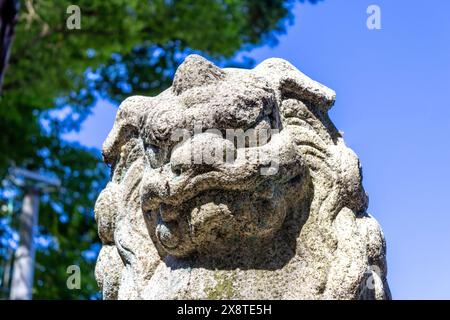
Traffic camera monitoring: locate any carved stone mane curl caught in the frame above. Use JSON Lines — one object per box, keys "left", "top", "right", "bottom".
{"left": 94, "top": 55, "right": 390, "bottom": 300}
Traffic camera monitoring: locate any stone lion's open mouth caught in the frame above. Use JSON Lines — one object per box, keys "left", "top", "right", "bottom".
{"left": 145, "top": 181, "right": 303, "bottom": 258}
{"left": 146, "top": 202, "right": 196, "bottom": 256}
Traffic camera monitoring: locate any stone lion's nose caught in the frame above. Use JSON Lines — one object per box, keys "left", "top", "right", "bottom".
{"left": 140, "top": 165, "right": 188, "bottom": 214}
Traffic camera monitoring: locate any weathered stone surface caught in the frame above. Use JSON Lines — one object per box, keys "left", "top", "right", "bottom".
{"left": 94, "top": 54, "right": 390, "bottom": 300}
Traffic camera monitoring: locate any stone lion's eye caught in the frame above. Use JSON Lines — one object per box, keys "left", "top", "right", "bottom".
{"left": 144, "top": 143, "right": 162, "bottom": 168}
{"left": 172, "top": 167, "right": 182, "bottom": 176}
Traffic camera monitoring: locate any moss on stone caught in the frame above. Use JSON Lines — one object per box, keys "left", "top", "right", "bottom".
{"left": 205, "top": 273, "right": 234, "bottom": 299}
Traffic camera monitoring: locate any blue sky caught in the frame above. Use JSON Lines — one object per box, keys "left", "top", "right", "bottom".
{"left": 66, "top": 0, "right": 450, "bottom": 299}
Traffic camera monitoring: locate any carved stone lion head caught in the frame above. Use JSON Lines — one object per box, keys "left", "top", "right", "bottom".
{"left": 94, "top": 55, "right": 390, "bottom": 300}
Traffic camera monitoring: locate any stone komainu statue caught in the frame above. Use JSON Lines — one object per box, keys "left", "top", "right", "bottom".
{"left": 94, "top": 55, "right": 390, "bottom": 299}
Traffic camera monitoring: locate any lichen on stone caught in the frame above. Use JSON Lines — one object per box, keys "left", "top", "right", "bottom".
{"left": 204, "top": 273, "right": 235, "bottom": 300}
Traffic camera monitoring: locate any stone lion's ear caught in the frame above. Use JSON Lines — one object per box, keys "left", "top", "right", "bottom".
{"left": 254, "top": 58, "right": 336, "bottom": 113}
{"left": 102, "top": 96, "right": 149, "bottom": 165}
{"left": 172, "top": 54, "right": 226, "bottom": 95}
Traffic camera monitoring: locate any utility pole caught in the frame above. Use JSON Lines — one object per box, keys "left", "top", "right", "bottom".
{"left": 8, "top": 168, "right": 60, "bottom": 300}
{"left": 9, "top": 190, "right": 39, "bottom": 300}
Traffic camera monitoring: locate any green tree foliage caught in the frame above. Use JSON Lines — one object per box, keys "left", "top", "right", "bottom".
{"left": 0, "top": 0, "right": 318, "bottom": 299}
